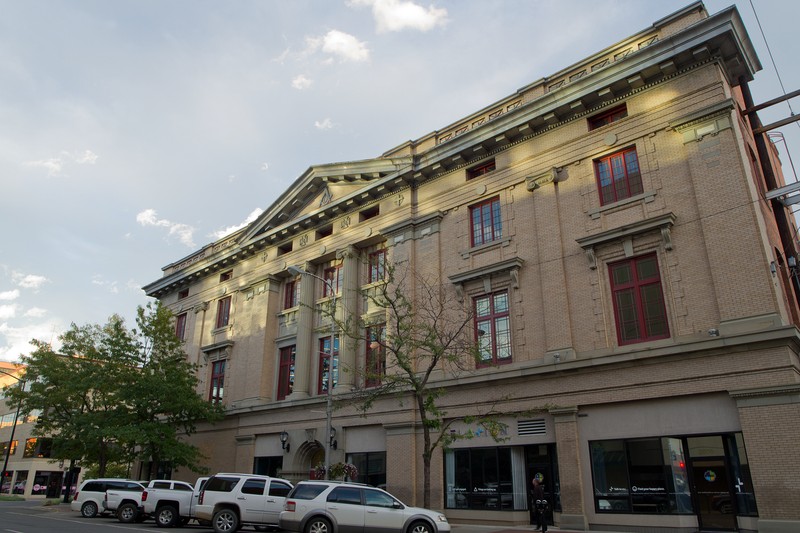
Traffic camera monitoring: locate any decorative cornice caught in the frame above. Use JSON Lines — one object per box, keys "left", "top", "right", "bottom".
{"left": 576, "top": 213, "right": 676, "bottom": 269}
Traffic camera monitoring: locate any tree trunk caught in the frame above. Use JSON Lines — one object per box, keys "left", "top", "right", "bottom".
{"left": 418, "top": 393, "right": 432, "bottom": 509}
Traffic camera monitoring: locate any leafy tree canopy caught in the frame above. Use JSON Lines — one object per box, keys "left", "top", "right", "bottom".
{"left": 4, "top": 302, "right": 222, "bottom": 477}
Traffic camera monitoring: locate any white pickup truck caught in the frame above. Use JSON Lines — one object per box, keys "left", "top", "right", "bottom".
{"left": 104, "top": 481, "right": 147, "bottom": 523}
{"left": 140, "top": 477, "right": 208, "bottom": 527}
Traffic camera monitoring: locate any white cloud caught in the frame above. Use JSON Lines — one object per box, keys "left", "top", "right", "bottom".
{"left": 0, "top": 290, "right": 19, "bottom": 301}
{"left": 349, "top": 0, "right": 447, "bottom": 33}
{"left": 292, "top": 74, "right": 313, "bottom": 90}
{"left": 260, "top": 163, "right": 269, "bottom": 172}
{"left": 0, "top": 320, "right": 61, "bottom": 362}
{"left": 315, "top": 118, "right": 334, "bottom": 130}
{"left": 210, "top": 208, "right": 264, "bottom": 240}
{"left": 12, "top": 272, "right": 49, "bottom": 290}
{"left": 306, "top": 30, "right": 369, "bottom": 63}
{"left": 23, "top": 158, "right": 63, "bottom": 177}
{"left": 23, "top": 307, "right": 47, "bottom": 318}
{"left": 22, "top": 149, "right": 98, "bottom": 177}
{"left": 74, "top": 149, "right": 99, "bottom": 164}
{"left": 92, "top": 276, "right": 120, "bottom": 294}
{"left": 0, "top": 304, "right": 17, "bottom": 321}
{"left": 136, "top": 209, "right": 196, "bottom": 248}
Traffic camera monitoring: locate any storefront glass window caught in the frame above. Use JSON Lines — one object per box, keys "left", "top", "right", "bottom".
{"left": 346, "top": 451, "right": 386, "bottom": 488}
{"left": 590, "top": 440, "right": 630, "bottom": 512}
{"left": 445, "top": 447, "right": 516, "bottom": 510}
{"left": 730, "top": 434, "right": 758, "bottom": 516}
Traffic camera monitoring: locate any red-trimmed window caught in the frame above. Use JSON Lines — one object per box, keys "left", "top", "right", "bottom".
{"left": 323, "top": 265, "right": 343, "bottom": 297}
{"left": 210, "top": 360, "right": 225, "bottom": 404}
{"left": 609, "top": 254, "right": 670, "bottom": 345}
{"left": 474, "top": 291, "right": 511, "bottom": 366}
{"left": 365, "top": 324, "right": 386, "bottom": 388}
{"left": 318, "top": 337, "right": 339, "bottom": 395}
{"left": 215, "top": 296, "right": 231, "bottom": 329}
{"left": 467, "top": 159, "right": 496, "bottom": 180}
{"left": 368, "top": 248, "right": 387, "bottom": 283}
{"left": 588, "top": 104, "right": 628, "bottom": 130}
{"left": 595, "top": 147, "right": 643, "bottom": 205}
{"left": 178, "top": 288, "right": 189, "bottom": 299}
{"left": 175, "top": 313, "right": 187, "bottom": 341}
{"left": 284, "top": 277, "right": 300, "bottom": 309}
{"left": 277, "top": 346, "right": 296, "bottom": 401}
{"left": 470, "top": 197, "right": 502, "bottom": 247}
{"left": 220, "top": 270, "right": 233, "bottom": 282}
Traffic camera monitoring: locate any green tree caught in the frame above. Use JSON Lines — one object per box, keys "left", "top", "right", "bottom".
{"left": 339, "top": 265, "right": 509, "bottom": 508}
{"left": 5, "top": 303, "right": 221, "bottom": 478}
{"left": 120, "top": 302, "right": 223, "bottom": 478}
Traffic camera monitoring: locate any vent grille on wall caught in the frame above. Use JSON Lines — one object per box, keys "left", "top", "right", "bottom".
{"left": 518, "top": 419, "right": 546, "bottom": 436}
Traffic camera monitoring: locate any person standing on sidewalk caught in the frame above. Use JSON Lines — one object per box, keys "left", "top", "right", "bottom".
{"left": 531, "top": 477, "right": 545, "bottom": 530}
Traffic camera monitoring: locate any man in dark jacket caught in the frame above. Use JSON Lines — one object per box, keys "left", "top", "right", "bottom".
{"left": 531, "top": 477, "right": 546, "bottom": 530}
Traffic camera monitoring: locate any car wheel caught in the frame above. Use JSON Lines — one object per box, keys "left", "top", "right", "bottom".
{"left": 212, "top": 508, "right": 240, "bottom": 533}
{"left": 156, "top": 504, "right": 179, "bottom": 527}
{"left": 306, "top": 517, "right": 331, "bottom": 533}
{"left": 117, "top": 502, "right": 139, "bottom": 523}
{"left": 409, "top": 520, "right": 433, "bottom": 533}
{"left": 80, "top": 501, "right": 99, "bottom": 518}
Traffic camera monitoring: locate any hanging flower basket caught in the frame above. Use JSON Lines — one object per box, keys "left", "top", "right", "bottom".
{"left": 313, "top": 462, "right": 358, "bottom": 481}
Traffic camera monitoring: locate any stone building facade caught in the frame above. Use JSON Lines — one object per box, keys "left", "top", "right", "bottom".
{"left": 143, "top": 3, "right": 800, "bottom": 532}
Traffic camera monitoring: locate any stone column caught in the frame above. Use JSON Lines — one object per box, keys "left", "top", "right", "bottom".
{"left": 289, "top": 261, "right": 316, "bottom": 399}
{"left": 551, "top": 406, "right": 588, "bottom": 531}
{"left": 336, "top": 246, "right": 358, "bottom": 391}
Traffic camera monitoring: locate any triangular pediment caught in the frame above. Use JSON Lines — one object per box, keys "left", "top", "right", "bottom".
{"left": 241, "top": 157, "right": 410, "bottom": 244}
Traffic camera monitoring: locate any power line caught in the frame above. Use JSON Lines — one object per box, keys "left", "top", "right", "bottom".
{"left": 748, "top": 0, "right": 798, "bottom": 124}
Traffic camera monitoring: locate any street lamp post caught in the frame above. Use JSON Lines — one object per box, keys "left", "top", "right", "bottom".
{"left": 288, "top": 265, "right": 336, "bottom": 480}
{"left": 0, "top": 369, "right": 24, "bottom": 494}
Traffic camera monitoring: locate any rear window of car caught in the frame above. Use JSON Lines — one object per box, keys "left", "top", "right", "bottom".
{"left": 328, "top": 487, "right": 362, "bottom": 505}
{"left": 204, "top": 476, "right": 240, "bottom": 492}
{"left": 107, "top": 481, "right": 143, "bottom": 491}
{"left": 174, "top": 483, "right": 192, "bottom": 491}
{"left": 241, "top": 479, "right": 266, "bottom": 495}
{"left": 288, "top": 483, "right": 328, "bottom": 500}
{"left": 82, "top": 481, "right": 104, "bottom": 492}
{"left": 151, "top": 481, "right": 171, "bottom": 489}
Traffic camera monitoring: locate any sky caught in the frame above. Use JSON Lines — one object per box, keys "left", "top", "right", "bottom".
{"left": 1, "top": 0, "right": 798, "bottom": 363}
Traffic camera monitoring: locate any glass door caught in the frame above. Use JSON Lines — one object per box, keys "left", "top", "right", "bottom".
{"left": 687, "top": 436, "right": 737, "bottom": 531}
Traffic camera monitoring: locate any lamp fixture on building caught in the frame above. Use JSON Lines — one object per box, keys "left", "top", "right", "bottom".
{"left": 280, "top": 430, "right": 290, "bottom": 453}
{"left": 287, "top": 264, "right": 337, "bottom": 479}
{"left": 330, "top": 428, "right": 337, "bottom": 451}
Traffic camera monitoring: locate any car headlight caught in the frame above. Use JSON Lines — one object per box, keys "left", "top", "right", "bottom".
{"left": 436, "top": 514, "right": 448, "bottom": 522}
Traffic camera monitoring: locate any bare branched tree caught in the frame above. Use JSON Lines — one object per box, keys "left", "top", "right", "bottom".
{"left": 336, "top": 263, "right": 510, "bottom": 508}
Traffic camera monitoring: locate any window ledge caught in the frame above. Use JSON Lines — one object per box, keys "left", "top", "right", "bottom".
{"left": 460, "top": 237, "right": 512, "bottom": 259}
{"left": 588, "top": 191, "right": 656, "bottom": 220}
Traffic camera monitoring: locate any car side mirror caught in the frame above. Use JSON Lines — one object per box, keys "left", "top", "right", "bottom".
{"left": 393, "top": 502, "right": 403, "bottom": 509}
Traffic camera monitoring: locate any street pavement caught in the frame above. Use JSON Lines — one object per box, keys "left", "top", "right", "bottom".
{"left": 2, "top": 499, "right": 617, "bottom": 533}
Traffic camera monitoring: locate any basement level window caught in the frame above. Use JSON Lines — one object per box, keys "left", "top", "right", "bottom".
{"left": 467, "top": 159, "right": 496, "bottom": 180}
{"left": 588, "top": 104, "right": 627, "bottom": 130}
{"left": 360, "top": 205, "right": 379, "bottom": 222}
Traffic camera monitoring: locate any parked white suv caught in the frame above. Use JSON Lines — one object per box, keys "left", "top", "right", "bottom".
{"left": 70, "top": 478, "right": 145, "bottom": 518}
{"left": 195, "top": 473, "right": 293, "bottom": 533}
{"left": 279, "top": 481, "right": 450, "bottom": 533}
